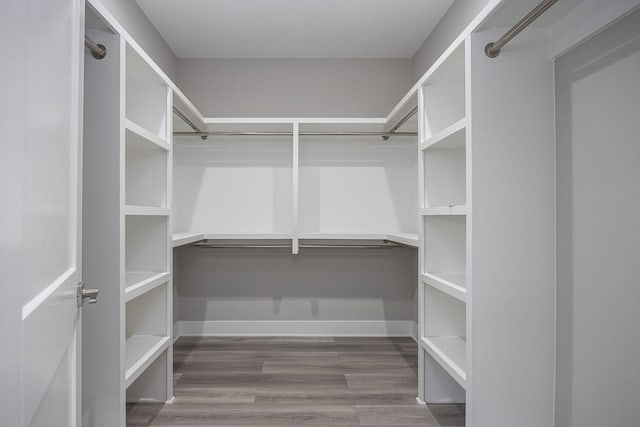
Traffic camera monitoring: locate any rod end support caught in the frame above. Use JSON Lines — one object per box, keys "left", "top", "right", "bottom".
{"left": 91, "top": 44, "right": 107, "bottom": 60}
{"left": 484, "top": 42, "right": 500, "bottom": 58}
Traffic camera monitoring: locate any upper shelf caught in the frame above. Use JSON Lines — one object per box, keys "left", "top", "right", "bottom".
{"left": 88, "top": 0, "right": 501, "bottom": 137}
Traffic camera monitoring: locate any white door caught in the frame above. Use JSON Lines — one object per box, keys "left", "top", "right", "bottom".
{"left": 0, "top": 0, "right": 85, "bottom": 425}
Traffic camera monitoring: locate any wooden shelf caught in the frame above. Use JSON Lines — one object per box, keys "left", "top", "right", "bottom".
{"left": 421, "top": 272, "right": 467, "bottom": 303}
{"left": 124, "top": 205, "right": 170, "bottom": 216}
{"left": 124, "top": 335, "right": 170, "bottom": 388}
{"left": 421, "top": 336, "right": 467, "bottom": 389}
{"left": 124, "top": 271, "right": 170, "bottom": 302}
{"left": 421, "top": 206, "right": 467, "bottom": 216}
{"left": 419, "top": 118, "right": 466, "bottom": 151}
{"left": 125, "top": 119, "right": 169, "bottom": 151}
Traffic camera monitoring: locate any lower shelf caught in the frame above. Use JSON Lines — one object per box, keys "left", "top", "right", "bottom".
{"left": 421, "top": 336, "right": 467, "bottom": 389}
{"left": 125, "top": 335, "right": 170, "bottom": 388}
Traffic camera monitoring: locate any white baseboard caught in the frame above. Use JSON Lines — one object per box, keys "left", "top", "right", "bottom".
{"left": 177, "top": 320, "right": 416, "bottom": 337}
{"left": 410, "top": 321, "right": 418, "bottom": 342}
{"left": 172, "top": 322, "right": 180, "bottom": 343}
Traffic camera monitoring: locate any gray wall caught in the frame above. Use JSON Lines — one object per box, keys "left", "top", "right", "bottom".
{"left": 412, "top": 0, "right": 489, "bottom": 79}
{"left": 96, "top": 0, "right": 177, "bottom": 80}
{"left": 555, "top": 9, "right": 640, "bottom": 427}
{"left": 176, "top": 58, "right": 413, "bottom": 117}
{"left": 174, "top": 246, "right": 418, "bottom": 324}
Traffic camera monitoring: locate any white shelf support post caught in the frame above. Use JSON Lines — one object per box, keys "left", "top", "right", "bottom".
{"left": 292, "top": 122, "right": 300, "bottom": 254}
{"left": 416, "top": 86, "right": 426, "bottom": 404}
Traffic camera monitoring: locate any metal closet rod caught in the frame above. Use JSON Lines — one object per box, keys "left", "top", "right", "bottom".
{"left": 84, "top": 36, "right": 106, "bottom": 60}
{"left": 485, "top": 0, "right": 558, "bottom": 58}
{"left": 172, "top": 103, "right": 418, "bottom": 139}
{"left": 173, "top": 130, "right": 418, "bottom": 137}
{"left": 193, "top": 242, "right": 399, "bottom": 249}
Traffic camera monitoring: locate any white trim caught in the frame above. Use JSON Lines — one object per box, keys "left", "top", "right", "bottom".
{"left": 410, "top": 321, "right": 419, "bottom": 342}
{"left": 178, "top": 320, "right": 416, "bottom": 337}
{"left": 549, "top": 0, "right": 640, "bottom": 59}
{"left": 22, "top": 267, "right": 76, "bottom": 320}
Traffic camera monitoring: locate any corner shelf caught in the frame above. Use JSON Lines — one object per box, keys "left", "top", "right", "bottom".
{"left": 125, "top": 335, "right": 171, "bottom": 388}
{"left": 421, "top": 336, "right": 467, "bottom": 389}
{"left": 172, "top": 232, "right": 205, "bottom": 247}
{"left": 385, "top": 233, "right": 419, "bottom": 248}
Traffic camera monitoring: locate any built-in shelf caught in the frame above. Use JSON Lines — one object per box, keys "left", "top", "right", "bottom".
{"left": 205, "top": 233, "right": 293, "bottom": 240}
{"left": 419, "top": 118, "right": 466, "bottom": 151}
{"left": 125, "top": 133, "right": 168, "bottom": 209}
{"left": 421, "top": 272, "right": 467, "bottom": 302}
{"left": 124, "top": 335, "right": 170, "bottom": 388}
{"left": 125, "top": 271, "right": 170, "bottom": 302}
{"left": 386, "top": 233, "right": 419, "bottom": 247}
{"left": 421, "top": 336, "right": 467, "bottom": 389}
{"left": 125, "top": 119, "right": 170, "bottom": 151}
{"left": 172, "top": 232, "right": 205, "bottom": 247}
{"left": 298, "top": 233, "right": 387, "bottom": 241}
{"left": 125, "top": 45, "right": 169, "bottom": 140}
{"left": 173, "top": 232, "right": 419, "bottom": 248}
{"left": 421, "top": 206, "right": 467, "bottom": 216}
{"left": 124, "top": 205, "right": 170, "bottom": 216}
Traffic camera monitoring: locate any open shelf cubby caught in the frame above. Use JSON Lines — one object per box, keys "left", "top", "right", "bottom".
{"left": 173, "top": 132, "right": 293, "bottom": 235}
{"left": 125, "top": 125, "right": 168, "bottom": 208}
{"left": 422, "top": 127, "right": 466, "bottom": 209}
{"left": 125, "top": 282, "right": 170, "bottom": 388}
{"left": 422, "top": 42, "right": 465, "bottom": 139}
{"left": 299, "top": 135, "right": 418, "bottom": 235}
{"left": 125, "top": 45, "right": 169, "bottom": 140}
{"left": 423, "top": 215, "right": 466, "bottom": 276}
{"left": 125, "top": 216, "right": 168, "bottom": 293}
{"left": 423, "top": 285, "right": 467, "bottom": 389}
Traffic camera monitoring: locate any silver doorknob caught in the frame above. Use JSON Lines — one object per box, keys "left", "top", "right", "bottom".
{"left": 77, "top": 282, "right": 99, "bottom": 306}
{"left": 82, "top": 288, "right": 99, "bottom": 304}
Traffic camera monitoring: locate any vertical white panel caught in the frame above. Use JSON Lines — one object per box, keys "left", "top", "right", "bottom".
{"left": 292, "top": 122, "right": 299, "bottom": 254}
{"left": 469, "top": 28, "right": 555, "bottom": 427}
{"left": 555, "top": 9, "right": 640, "bottom": 427}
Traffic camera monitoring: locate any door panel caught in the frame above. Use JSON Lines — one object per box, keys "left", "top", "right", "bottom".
{"left": 19, "top": 0, "right": 84, "bottom": 425}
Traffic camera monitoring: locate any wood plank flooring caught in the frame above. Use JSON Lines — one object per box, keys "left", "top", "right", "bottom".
{"left": 127, "top": 337, "right": 465, "bottom": 426}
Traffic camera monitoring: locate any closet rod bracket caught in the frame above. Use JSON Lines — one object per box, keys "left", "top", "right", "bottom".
{"left": 85, "top": 36, "right": 107, "bottom": 60}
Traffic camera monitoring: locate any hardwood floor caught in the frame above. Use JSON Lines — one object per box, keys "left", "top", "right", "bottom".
{"left": 127, "top": 337, "right": 465, "bottom": 426}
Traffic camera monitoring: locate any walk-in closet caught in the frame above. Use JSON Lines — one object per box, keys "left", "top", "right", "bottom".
{"left": 4, "top": 0, "right": 640, "bottom": 426}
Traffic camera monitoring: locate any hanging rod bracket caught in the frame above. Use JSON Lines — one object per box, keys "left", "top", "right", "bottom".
{"left": 84, "top": 36, "right": 107, "bottom": 60}
{"left": 484, "top": 0, "right": 557, "bottom": 58}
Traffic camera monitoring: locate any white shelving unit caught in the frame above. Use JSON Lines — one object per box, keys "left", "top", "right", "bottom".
{"left": 412, "top": 4, "right": 556, "bottom": 425}
{"left": 172, "top": 118, "right": 419, "bottom": 252}
{"left": 417, "top": 39, "right": 469, "bottom": 407}
{"left": 82, "top": 19, "right": 173, "bottom": 427}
